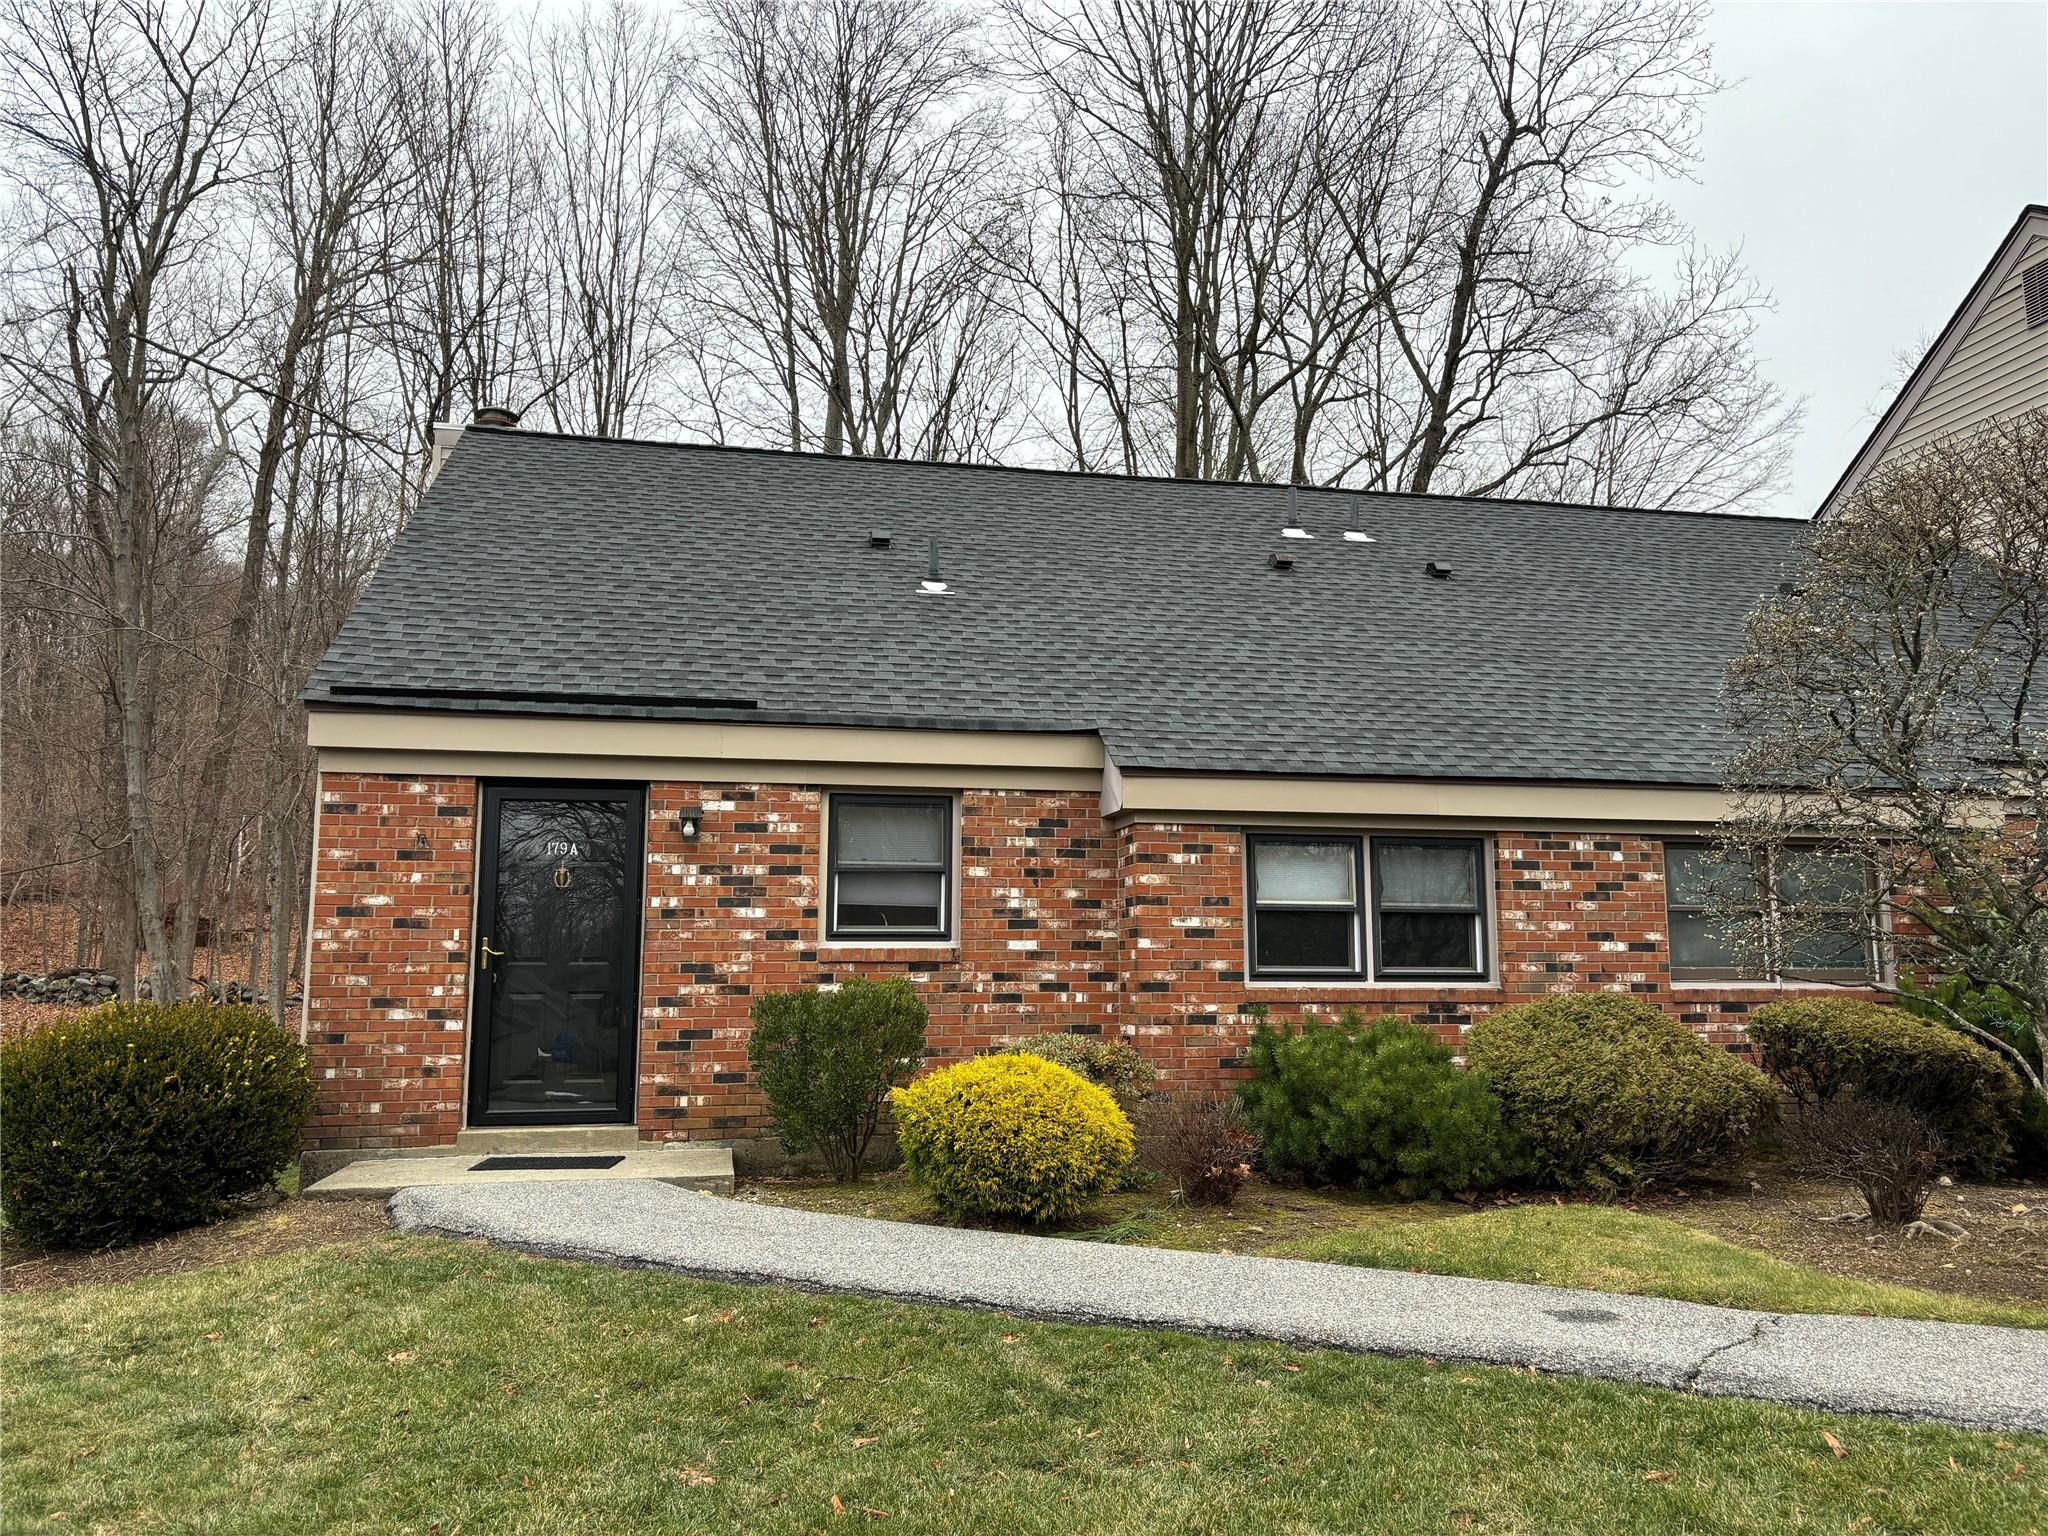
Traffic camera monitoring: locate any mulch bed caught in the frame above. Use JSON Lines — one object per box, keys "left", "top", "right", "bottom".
{"left": 1, "top": 1197, "right": 391, "bottom": 1294}
{"left": 1634, "top": 1169, "right": 2048, "bottom": 1309}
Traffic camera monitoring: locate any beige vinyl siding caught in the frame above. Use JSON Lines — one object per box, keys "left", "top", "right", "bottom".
{"left": 1887, "top": 232, "right": 2048, "bottom": 459}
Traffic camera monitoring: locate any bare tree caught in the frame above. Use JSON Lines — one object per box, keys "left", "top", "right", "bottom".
{"left": 521, "top": 0, "right": 692, "bottom": 438}
{"left": 374, "top": 0, "right": 541, "bottom": 505}
{"left": 1005, "top": 0, "right": 1336, "bottom": 479}
{"left": 3, "top": 0, "right": 271, "bottom": 999}
{"left": 685, "top": 0, "right": 1019, "bottom": 459}
{"left": 1333, "top": 0, "right": 1793, "bottom": 503}
{"left": 1722, "top": 410, "right": 2048, "bottom": 1100}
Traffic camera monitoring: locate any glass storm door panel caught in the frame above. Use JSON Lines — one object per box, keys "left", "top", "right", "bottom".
{"left": 470, "top": 785, "right": 644, "bottom": 1125}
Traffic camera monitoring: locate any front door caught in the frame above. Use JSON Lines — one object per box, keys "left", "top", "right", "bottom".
{"left": 469, "top": 783, "right": 644, "bottom": 1126}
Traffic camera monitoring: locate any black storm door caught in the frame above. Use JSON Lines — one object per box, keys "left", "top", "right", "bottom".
{"left": 470, "top": 784, "right": 644, "bottom": 1126}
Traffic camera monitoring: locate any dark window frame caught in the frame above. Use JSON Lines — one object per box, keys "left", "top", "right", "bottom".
{"left": 825, "top": 792, "right": 954, "bottom": 942}
{"left": 1245, "top": 832, "right": 1367, "bottom": 980}
{"left": 1368, "top": 835, "right": 1489, "bottom": 981}
{"left": 1663, "top": 842, "right": 1878, "bottom": 983}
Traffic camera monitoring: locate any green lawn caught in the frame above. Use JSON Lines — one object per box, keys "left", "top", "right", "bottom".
{"left": 1281, "top": 1205, "right": 2048, "bottom": 1329}
{"left": 751, "top": 1173, "right": 2048, "bottom": 1331}
{"left": 5, "top": 1236, "right": 2044, "bottom": 1534}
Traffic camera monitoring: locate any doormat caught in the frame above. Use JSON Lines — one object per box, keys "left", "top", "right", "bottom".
{"left": 469, "top": 1154, "right": 627, "bottom": 1171}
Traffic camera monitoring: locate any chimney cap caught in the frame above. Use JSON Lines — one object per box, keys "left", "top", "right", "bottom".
{"left": 473, "top": 404, "right": 521, "bottom": 428}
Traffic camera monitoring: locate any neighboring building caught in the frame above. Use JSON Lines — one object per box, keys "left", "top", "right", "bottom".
{"left": 300, "top": 425, "right": 1885, "bottom": 1173}
{"left": 1820, "top": 203, "right": 2048, "bottom": 517}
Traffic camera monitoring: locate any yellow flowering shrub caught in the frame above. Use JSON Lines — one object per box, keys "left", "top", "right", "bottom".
{"left": 892, "top": 1053, "right": 1135, "bottom": 1223}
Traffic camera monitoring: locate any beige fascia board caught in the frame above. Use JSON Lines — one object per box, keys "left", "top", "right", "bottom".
{"left": 307, "top": 709, "right": 1104, "bottom": 790}
{"left": 1108, "top": 771, "right": 1738, "bottom": 830}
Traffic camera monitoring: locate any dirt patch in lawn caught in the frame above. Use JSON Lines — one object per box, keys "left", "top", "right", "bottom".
{"left": 1631, "top": 1170, "right": 2048, "bottom": 1309}
{"left": 1, "top": 1196, "right": 391, "bottom": 1293}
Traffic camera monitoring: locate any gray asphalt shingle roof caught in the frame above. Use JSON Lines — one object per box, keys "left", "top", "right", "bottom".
{"left": 306, "top": 427, "right": 1810, "bottom": 786}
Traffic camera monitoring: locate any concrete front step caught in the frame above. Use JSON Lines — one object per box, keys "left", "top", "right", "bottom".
{"left": 304, "top": 1144, "right": 734, "bottom": 1200}
{"left": 452, "top": 1125, "right": 643, "bottom": 1155}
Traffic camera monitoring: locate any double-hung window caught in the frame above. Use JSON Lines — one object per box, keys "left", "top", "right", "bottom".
{"left": 1246, "top": 833, "right": 1488, "bottom": 981}
{"left": 826, "top": 794, "right": 952, "bottom": 940}
{"left": 1664, "top": 843, "right": 1875, "bottom": 982}
{"left": 1247, "top": 837, "right": 1365, "bottom": 977}
{"left": 1371, "top": 838, "right": 1488, "bottom": 979}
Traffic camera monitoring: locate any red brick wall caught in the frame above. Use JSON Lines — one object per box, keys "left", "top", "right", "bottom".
{"left": 304, "top": 775, "right": 477, "bottom": 1154}
{"left": 303, "top": 773, "right": 1863, "bottom": 1152}
{"left": 1119, "top": 825, "right": 1836, "bottom": 1096}
{"left": 638, "top": 784, "right": 1116, "bottom": 1142}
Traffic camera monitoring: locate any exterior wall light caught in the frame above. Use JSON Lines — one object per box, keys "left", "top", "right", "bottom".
{"left": 681, "top": 812, "right": 702, "bottom": 841}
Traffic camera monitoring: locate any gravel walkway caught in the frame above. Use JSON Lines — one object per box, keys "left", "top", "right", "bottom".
{"left": 390, "top": 1179, "right": 2048, "bottom": 1435}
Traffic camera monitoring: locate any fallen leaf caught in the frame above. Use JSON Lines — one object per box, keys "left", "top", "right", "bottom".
{"left": 830, "top": 1495, "right": 845, "bottom": 1515}
{"left": 862, "top": 1509, "right": 891, "bottom": 1519}
{"left": 1000, "top": 1334, "right": 1019, "bottom": 1344}
{"left": 853, "top": 1437, "right": 879, "bottom": 1449}
{"left": 386, "top": 1351, "right": 414, "bottom": 1364}
{"left": 1823, "top": 1432, "right": 1847, "bottom": 1460}
{"left": 679, "top": 1467, "right": 716, "bottom": 1487}
{"left": 204, "top": 1332, "right": 222, "bottom": 1342}
{"left": 1281, "top": 1362, "right": 1304, "bottom": 1373}
{"left": 1643, "top": 1470, "right": 1675, "bottom": 1483}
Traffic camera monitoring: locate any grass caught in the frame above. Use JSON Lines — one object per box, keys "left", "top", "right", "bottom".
{"left": 1281, "top": 1205, "right": 2048, "bottom": 1328}
{"left": 5, "top": 1236, "right": 2044, "bottom": 1535}
{"left": 751, "top": 1172, "right": 2048, "bottom": 1330}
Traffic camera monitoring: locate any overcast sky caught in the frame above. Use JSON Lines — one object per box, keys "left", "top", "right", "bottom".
{"left": 1669, "top": 1, "right": 2048, "bottom": 514}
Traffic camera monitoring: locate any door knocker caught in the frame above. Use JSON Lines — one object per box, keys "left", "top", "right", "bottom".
{"left": 553, "top": 864, "right": 573, "bottom": 889}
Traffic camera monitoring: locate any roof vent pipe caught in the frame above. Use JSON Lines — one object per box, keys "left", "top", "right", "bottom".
{"left": 919, "top": 535, "right": 950, "bottom": 594}
{"left": 473, "top": 404, "right": 522, "bottom": 428}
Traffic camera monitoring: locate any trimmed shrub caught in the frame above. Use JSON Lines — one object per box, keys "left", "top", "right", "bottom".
{"left": 1236, "top": 1012, "right": 1523, "bottom": 1197}
{"left": 892, "top": 1053, "right": 1134, "bottom": 1223}
{"left": 1465, "top": 994, "right": 1775, "bottom": 1194}
{"left": 0, "top": 1000, "right": 315, "bottom": 1249}
{"left": 1137, "top": 1095, "right": 1256, "bottom": 1206}
{"left": 1748, "top": 997, "right": 2023, "bottom": 1177}
{"left": 1007, "top": 1031, "right": 1155, "bottom": 1108}
{"left": 747, "top": 977, "right": 927, "bottom": 1181}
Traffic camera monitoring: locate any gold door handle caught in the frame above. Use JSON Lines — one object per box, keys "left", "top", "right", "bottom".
{"left": 479, "top": 938, "right": 505, "bottom": 970}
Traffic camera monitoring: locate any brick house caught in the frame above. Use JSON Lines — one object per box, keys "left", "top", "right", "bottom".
{"left": 300, "top": 424, "right": 1885, "bottom": 1175}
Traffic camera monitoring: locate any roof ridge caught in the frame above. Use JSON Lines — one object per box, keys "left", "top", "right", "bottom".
{"left": 459, "top": 425, "right": 1809, "bottom": 528}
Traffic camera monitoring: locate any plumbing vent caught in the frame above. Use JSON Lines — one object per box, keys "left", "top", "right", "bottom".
{"left": 1270, "top": 550, "right": 1297, "bottom": 572}
{"left": 919, "top": 535, "right": 952, "bottom": 594}
{"left": 1281, "top": 525, "right": 1314, "bottom": 539}
{"left": 1424, "top": 560, "right": 1455, "bottom": 580}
